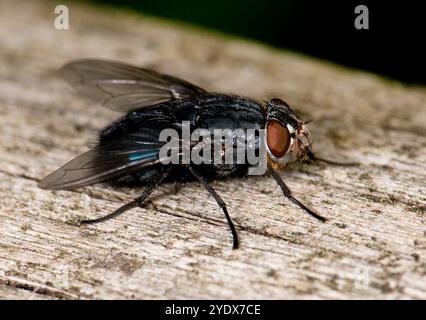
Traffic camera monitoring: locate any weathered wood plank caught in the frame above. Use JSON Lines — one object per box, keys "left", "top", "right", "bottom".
{"left": 0, "top": 0, "right": 425, "bottom": 299}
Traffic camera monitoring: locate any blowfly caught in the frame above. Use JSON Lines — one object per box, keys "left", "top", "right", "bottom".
{"left": 39, "top": 59, "right": 352, "bottom": 249}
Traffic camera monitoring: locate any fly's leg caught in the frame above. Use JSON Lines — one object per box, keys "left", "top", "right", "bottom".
{"left": 268, "top": 166, "right": 327, "bottom": 222}
{"left": 77, "top": 171, "right": 168, "bottom": 225}
{"left": 171, "top": 181, "right": 181, "bottom": 195}
{"left": 188, "top": 166, "right": 239, "bottom": 249}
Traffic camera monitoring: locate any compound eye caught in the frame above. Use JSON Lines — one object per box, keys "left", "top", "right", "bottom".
{"left": 267, "top": 120, "right": 291, "bottom": 158}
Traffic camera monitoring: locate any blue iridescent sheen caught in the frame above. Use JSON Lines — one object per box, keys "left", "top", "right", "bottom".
{"left": 129, "top": 150, "right": 158, "bottom": 161}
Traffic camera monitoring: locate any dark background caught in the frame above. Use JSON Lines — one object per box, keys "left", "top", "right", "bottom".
{"left": 89, "top": 0, "right": 425, "bottom": 85}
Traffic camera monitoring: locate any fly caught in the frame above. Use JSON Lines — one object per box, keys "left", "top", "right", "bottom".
{"left": 38, "top": 59, "right": 355, "bottom": 249}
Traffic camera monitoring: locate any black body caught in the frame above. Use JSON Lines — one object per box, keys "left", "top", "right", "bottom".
{"left": 102, "top": 94, "right": 265, "bottom": 185}
{"left": 38, "top": 59, "right": 348, "bottom": 249}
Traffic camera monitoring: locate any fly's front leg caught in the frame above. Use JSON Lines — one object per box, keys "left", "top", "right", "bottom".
{"left": 268, "top": 166, "right": 327, "bottom": 222}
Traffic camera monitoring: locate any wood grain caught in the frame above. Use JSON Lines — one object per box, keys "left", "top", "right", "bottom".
{"left": 0, "top": 0, "right": 425, "bottom": 299}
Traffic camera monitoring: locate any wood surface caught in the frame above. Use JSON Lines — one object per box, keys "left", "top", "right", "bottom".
{"left": 0, "top": 0, "right": 425, "bottom": 299}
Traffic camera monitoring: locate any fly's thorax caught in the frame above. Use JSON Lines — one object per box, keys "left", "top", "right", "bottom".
{"left": 264, "top": 98, "right": 312, "bottom": 169}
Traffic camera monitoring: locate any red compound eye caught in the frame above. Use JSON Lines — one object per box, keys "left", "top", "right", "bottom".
{"left": 267, "top": 120, "right": 291, "bottom": 158}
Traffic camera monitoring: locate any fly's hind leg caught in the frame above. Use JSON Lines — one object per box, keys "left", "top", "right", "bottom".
{"left": 75, "top": 171, "right": 168, "bottom": 225}
{"left": 188, "top": 166, "right": 239, "bottom": 249}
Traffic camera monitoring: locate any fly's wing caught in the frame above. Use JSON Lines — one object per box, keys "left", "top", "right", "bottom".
{"left": 60, "top": 59, "right": 206, "bottom": 112}
{"left": 38, "top": 143, "right": 163, "bottom": 190}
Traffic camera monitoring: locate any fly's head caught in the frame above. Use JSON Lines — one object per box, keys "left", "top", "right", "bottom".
{"left": 265, "top": 98, "right": 312, "bottom": 169}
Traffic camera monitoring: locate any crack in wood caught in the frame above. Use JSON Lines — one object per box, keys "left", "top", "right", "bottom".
{"left": 0, "top": 274, "right": 81, "bottom": 299}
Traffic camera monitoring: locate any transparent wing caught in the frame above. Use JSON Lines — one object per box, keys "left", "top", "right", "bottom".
{"left": 38, "top": 146, "right": 161, "bottom": 190}
{"left": 60, "top": 59, "right": 206, "bottom": 112}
